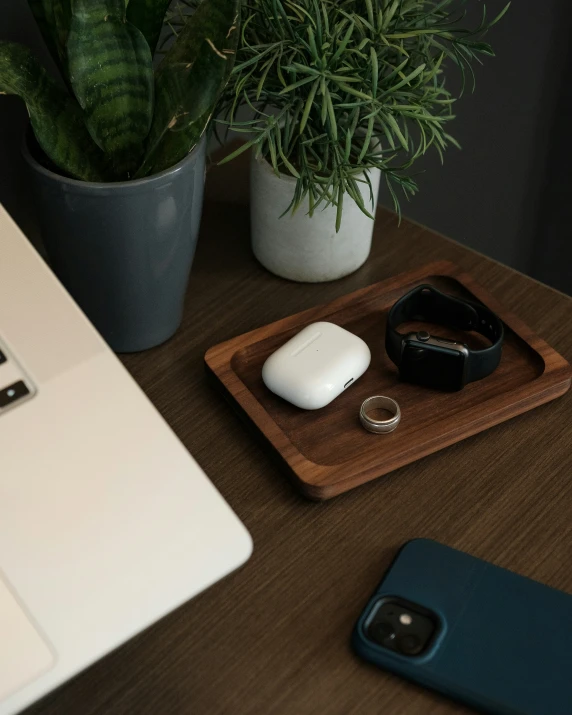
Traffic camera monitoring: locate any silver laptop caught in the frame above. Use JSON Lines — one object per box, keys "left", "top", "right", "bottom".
{"left": 0, "top": 204, "right": 252, "bottom": 715}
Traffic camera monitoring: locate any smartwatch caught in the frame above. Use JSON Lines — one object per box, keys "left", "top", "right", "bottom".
{"left": 385, "top": 284, "right": 504, "bottom": 391}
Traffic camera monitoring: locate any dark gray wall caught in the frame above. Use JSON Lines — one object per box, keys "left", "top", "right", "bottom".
{"left": 1, "top": 1, "right": 570, "bottom": 291}
{"left": 385, "top": 0, "right": 570, "bottom": 275}
{"left": 530, "top": 34, "right": 572, "bottom": 296}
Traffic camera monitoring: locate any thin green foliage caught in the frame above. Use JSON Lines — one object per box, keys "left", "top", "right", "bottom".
{"left": 215, "top": 0, "right": 509, "bottom": 230}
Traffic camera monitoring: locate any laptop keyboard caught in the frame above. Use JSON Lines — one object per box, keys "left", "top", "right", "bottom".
{"left": 0, "top": 338, "right": 35, "bottom": 416}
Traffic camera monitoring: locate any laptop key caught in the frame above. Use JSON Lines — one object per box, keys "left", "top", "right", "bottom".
{"left": 0, "top": 381, "right": 30, "bottom": 408}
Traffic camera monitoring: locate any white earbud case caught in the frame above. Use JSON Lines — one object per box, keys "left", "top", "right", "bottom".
{"left": 261, "top": 322, "right": 371, "bottom": 410}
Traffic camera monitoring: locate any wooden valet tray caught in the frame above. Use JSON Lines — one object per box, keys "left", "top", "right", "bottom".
{"left": 205, "top": 261, "right": 572, "bottom": 500}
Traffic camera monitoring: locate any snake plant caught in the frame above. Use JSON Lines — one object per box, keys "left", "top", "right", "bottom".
{"left": 0, "top": 0, "right": 240, "bottom": 182}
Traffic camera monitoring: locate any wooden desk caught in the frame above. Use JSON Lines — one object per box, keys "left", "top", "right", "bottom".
{"left": 27, "top": 157, "right": 572, "bottom": 715}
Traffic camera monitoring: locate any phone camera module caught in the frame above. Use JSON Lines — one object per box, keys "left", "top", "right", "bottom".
{"left": 366, "top": 598, "right": 437, "bottom": 657}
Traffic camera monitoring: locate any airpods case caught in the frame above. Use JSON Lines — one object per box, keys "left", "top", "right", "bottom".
{"left": 261, "top": 322, "right": 371, "bottom": 410}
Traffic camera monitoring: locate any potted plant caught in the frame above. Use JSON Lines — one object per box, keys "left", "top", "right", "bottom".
{"left": 217, "top": 0, "right": 509, "bottom": 283}
{"left": 0, "top": 0, "right": 239, "bottom": 352}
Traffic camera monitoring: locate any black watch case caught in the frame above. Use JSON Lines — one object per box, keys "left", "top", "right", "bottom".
{"left": 400, "top": 331, "right": 470, "bottom": 391}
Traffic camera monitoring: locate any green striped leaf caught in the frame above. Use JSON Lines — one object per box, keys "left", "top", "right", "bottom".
{"left": 126, "top": 0, "right": 172, "bottom": 55}
{"left": 44, "top": 0, "right": 71, "bottom": 64}
{"left": 135, "top": 41, "right": 227, "bottom": 176}
{"left": 27, "top": 0, "right": 61, "bottom": 70}
{"left": 0, "top": 41, "right": 108, "bottom": 181}
{"left": 67, "top": 0, "right": 153, "bottom": 177}
{"left": 28, "top": 0, "right": 71, "bottom": 73}
{"left": 137, "top": 0, "right": 240, "bottom": 176}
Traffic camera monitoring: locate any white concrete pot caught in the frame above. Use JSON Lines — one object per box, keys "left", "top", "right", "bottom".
{"left": 250, "top": 153, "right": 382, "bottom": 282}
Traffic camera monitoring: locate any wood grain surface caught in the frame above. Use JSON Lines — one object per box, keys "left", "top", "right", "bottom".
{"left": 205, "top": 261, "right": 571, "bottom": 499}
{"left": 25, "top": 151, "right": 572, "bottom": 715}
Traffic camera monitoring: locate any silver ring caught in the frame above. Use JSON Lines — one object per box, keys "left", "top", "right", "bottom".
{"left": 360, "top": 396, "right": 401, "bottom": 434}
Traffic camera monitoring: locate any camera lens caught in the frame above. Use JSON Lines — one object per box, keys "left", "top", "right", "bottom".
{"left": 398, "top": 634, "right": 423, "bottom": 656}
{"left": 368, "top": 620, "right": 395, "bottom": 645}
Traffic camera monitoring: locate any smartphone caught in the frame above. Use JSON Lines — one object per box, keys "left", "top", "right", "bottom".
{"left": 352, "top": 539, "right": 572, "bottom": 715}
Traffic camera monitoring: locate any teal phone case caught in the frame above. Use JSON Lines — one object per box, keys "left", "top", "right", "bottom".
{"left": 352, "top": 539, "right": 572, "bottom": 715}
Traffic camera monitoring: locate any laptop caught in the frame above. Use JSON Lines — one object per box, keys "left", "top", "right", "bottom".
{"left": 0, "top": 204, "right": 252, "bottom": 715}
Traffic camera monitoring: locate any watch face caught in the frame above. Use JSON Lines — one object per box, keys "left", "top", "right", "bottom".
{"left": 400, "top": 339, "right": 467, "bottom": 391}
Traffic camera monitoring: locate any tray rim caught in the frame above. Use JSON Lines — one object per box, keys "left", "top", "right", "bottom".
{"left": 205, "top": 261, "right": 572, "bottom": 499}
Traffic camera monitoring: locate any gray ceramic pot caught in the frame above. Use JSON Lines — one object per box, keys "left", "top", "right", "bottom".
{"left": 23, "top": 132, "right": 207, "bottom": 352}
